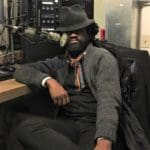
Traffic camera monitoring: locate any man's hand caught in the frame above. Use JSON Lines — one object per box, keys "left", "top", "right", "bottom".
{"left": 46, "top": 78, "right": 70, "bottom": 106}
{"left": 94, "top": 139, "right": 112, "bottom": 150}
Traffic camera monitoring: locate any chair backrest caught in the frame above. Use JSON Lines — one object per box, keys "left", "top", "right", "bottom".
{"left": 93, "top": 39, "right": 150, "bottom": 143}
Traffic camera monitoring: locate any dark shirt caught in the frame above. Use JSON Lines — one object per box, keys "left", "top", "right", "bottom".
{"left": 59, "top": 62, "right": 97, "bottom": 122}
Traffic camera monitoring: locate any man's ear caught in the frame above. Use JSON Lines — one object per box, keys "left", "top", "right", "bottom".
{"left": 87, "top": 23, "right": 99, "bottom": 39}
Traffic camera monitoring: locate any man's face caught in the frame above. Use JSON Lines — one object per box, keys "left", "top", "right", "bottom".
{"left": 65, "top": 28, "right": 89, "bottom": 58}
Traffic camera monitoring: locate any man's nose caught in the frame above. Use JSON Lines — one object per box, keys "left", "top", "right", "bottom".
{"left": 68, "top": 32, "right": 78, "bottom": 38}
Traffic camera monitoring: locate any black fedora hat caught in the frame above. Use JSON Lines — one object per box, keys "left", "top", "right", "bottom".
{"left": 56, "top": 4, "right": 95, "bottom": 32}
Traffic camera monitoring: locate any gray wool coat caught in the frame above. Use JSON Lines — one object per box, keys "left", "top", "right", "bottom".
{"left": 14, "top": 43, "right": 122, "bottom": 142}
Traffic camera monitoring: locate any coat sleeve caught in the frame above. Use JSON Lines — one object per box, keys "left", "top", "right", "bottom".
{"left": 94, "top": 53, "right": 122, "bottom": 143}
{"left": 13, "top": 56, "right": 59, "bottom": 88}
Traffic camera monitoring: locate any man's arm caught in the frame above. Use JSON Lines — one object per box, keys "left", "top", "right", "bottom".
{"left": 14, "top": 57, "right": 59, "bottom": 88}
{"left": 94, "top": 53, "right": 122, "bottom": 145}
{"left": 14, "top": 65, "right": 49, "bottom": 88}
{"left": 45, "top": 78, "right": 70, "bottom": 106}
{"left": 14, "top": 56, "right": 70, "bottom": 106}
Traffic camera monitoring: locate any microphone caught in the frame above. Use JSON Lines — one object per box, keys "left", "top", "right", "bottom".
{"left": 47, "top": 32, "right": 61, "bottom": 42}
{"left": 60, "top": 33, "right": 68, "bottom": 47}
{"left": 5, "top": 25, "right": 23, "bottom": 33}
{"left": 24, "top": 27, "right": 36, "bottom": 37}
{"left": 47, "top": 32, "right": 68, "bottom": 47}
{"left": 6, "top": 25, "right": 68, "bottom": 47}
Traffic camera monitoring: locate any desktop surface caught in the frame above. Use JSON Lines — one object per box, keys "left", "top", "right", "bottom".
{"left": 0, "top": 78, "right": 31, "bottom": 103}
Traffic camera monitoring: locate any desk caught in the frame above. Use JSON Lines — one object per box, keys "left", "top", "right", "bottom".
{"left": 0, "top": 79, "right": 31, "bottom": 103}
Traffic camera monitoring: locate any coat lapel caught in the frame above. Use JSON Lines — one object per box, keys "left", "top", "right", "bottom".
{"left": 57, "top": 60, "right": 69, "bottom": 85}
{"left": 83, "top": 43, "right": 93, "bottom": 84}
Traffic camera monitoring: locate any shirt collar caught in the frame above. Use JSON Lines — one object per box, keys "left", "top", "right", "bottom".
{"left": 66, "top": 51, "right": 86, "bottom": 67}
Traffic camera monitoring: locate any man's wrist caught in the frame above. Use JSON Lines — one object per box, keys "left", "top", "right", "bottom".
{"left": 41, "top": 77, "right": 52, "bottom": 88}
{"left": 96, "top": 138, "right": 112, "bottom": 150}
{"left": 97, "top": 137, "right": 105, "bottom": 143}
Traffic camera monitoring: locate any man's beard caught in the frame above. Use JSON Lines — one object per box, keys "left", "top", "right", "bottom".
{"left": 65, "top": 40, "right": 89, "bottom": 58}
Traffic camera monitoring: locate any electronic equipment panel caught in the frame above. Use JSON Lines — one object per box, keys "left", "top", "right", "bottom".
{"left": 40, "top": 0, "right": 60, "bottom": 31}
{"left": 20, "top": 0, "right": 93, "bottom": 31}
{"left": 20, "top": 0, "right": 61, "bottom": 31}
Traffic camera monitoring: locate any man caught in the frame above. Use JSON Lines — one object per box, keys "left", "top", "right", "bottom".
{"left": 9, "top": 4, "right": 122, "bottom": 150}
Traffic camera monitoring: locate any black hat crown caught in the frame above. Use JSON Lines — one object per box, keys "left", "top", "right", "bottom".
{"left": 56, "top": 4, "right": 95, "bottom": 32}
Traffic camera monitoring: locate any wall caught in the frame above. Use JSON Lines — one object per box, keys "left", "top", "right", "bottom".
{"left": 140, "top": 6, "right": 150, "bottom": 54}
{"left": 94, "top": 0, "right": 140, "bottom": 49}
{"left": 131, "top": 0, "right": 139, "bottom": 48}
{"left": 94, "top": 0, "right": 105, "bottom": 39}
{"left": 105, "top": 0, "right": 140, "bottom": 48}
{"left": 94, "top": 0, "right": 105, "bottom": 29}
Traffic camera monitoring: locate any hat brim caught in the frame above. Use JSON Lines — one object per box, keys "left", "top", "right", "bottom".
{"left": 56, "top": 19, "right": 95, "bottom": 32}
